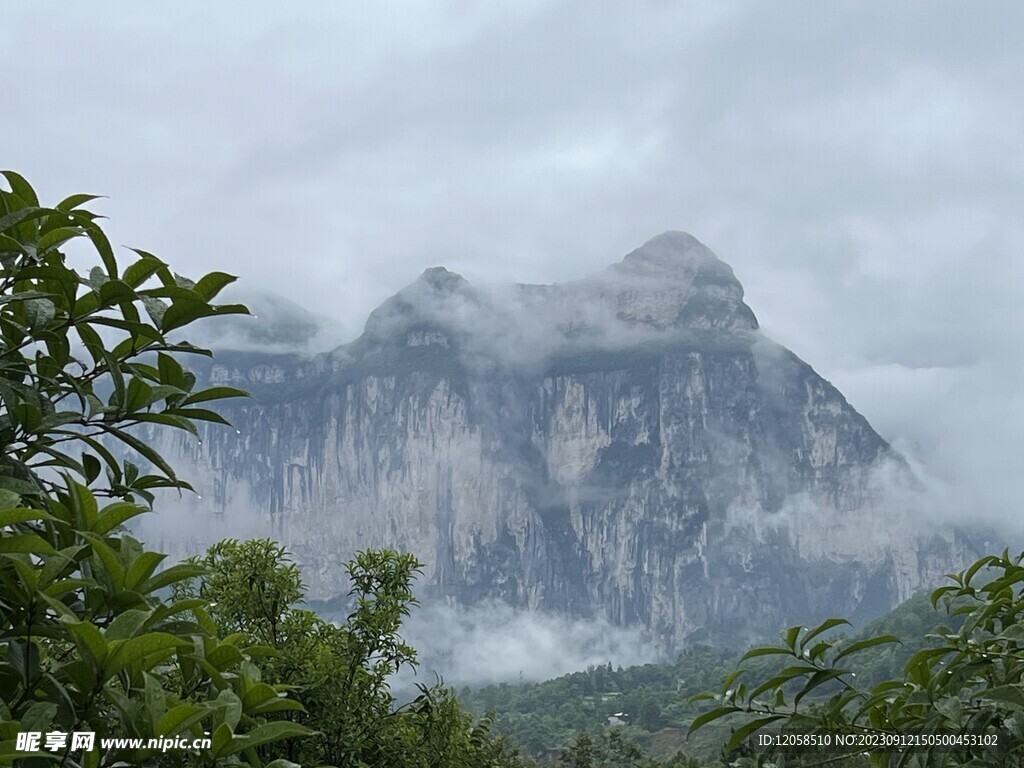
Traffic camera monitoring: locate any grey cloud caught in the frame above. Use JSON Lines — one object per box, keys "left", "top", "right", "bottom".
{"left": 393, "top": 601, "right": 660, "bottom": 691}
{"left": 3, "top": 1, "right": 1022, "bottom": 535}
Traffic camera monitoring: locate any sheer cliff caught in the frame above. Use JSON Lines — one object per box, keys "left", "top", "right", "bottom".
{"left": 138, "top": 232, "right": 963, "bottom": 649}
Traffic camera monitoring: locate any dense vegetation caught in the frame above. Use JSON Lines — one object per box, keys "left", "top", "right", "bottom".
{"left": 0, "top": 172, "right": 321, "bottom": 767}
{"left": 176, "top": 539, "right": 525, "bottom": 767}
{"left": 691, "top": 555, "right": 1024, "bottom": 767}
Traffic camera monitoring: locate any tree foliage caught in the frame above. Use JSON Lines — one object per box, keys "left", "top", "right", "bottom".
{"left": 557, "top": 729, "right": 700, "bottom": 768}
{"left": 0, "top": 172, "right": 310, "bottom": 766}
{"left": 179, "top": 538, "right": 530, "bottom": 767}
{"left": 461, "top": 647, "right": 741, "bottom": 761}
{"left": 690, "top": 552, "right": 1024, "bottom": 767}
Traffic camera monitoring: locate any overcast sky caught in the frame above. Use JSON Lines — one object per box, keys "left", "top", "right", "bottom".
{"left": 3, "top": 1, "right": 1022, "bottom": 531}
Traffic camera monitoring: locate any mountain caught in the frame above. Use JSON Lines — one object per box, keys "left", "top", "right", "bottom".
{"left": 136, "top": 232, "right": 967, "bottom": 651}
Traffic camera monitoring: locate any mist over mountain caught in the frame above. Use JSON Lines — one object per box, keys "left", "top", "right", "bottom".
{"left": 135, "top": 232, "right": 975, "bottom": 653}
{"left": 177, "top": 288, "right": 348, "bottom": 354}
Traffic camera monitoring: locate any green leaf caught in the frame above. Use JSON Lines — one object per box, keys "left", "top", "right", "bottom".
{"left": 216, "top": 688, "right": 243, "bottom": 731}
{"left": 123, "top": 254, "right": 166, "bottom": 288}
{"left": 104, "top": 426, "right": 183, "bottom": 486}
{"left": 0, "top": 205, "right": 52, "bottom": 235}
{"left": 834, "top": 634, "right": 901, "bottom": 663}
{"left": 141, "top": 383, "right": 186, "bottom": 407}
{"left": 0, "top": 534, "right": 58, "bottom": 555}
{"left": 740, "top": 646, "right": 794, "bottom": 662}
{"left": 784, "top": 625, "right": 801, "bottom": 651}
{"left": 105, "top": 608, "right": 152, "bottom": 641}
{"left": 161, "top": 299, "right": 212, "bottom": 332}
{"left": 157, "top": 352, "right": 186, "bottom": 388}
{"left": 64, "top": 619, "right": 109, "bottom": 668}
{"left": 962, "top": 555, "right": 993, "bottom": 587}
{"left": 0, "top": 231, "right": 28, "bottom": 254}
{"left": 10, "top": 556, "right": 41, "bottom": 591}
{"left": 977, "top": 685, "right": 1024, "bottom": 711}
{"left": 123, "top": 377, "right": 154, "bottom": 413}
{"left": 37, "top": 226, "right": 80, "bottom": 254}
{"left": 90, "top": 501, "right": 147, "bottom": 535}
{"left": 800, "top": 617, "right": 850, "bottom": 650}
{"left": 241, "top": 682, "right": 280, "bottom": 710}
{"left": 106, "top": 632, "right": 189, "bottom": 676}
{"left": 20, "top": 701, "right": 59, "bottom": 733}
{"left": 0, "top": 507, "right": 54, "bottom": 527}
{"left": 157, "top": 703, "right": 207, "bottom": 738}
{"left": 725, "top": 716, "right": 785, "bottom": 752}
{"left": 193, "top": 272, "right": 237, "bottom": 301}
{"left": 0, "top": 489, "right": 23, "bottom": 511}
{"left": 75, "top": 434, "right": 124, "bottom": 484}
{"left": 252, "top": 697, "right": 305, "bottom": 715}
{"left": 101, "top": 348, "right": 127, "bottom": 409}
{"left": 124, "top": 550, "right": 166, "bottom": 591}
{"left": 83, "top": 453, "right": 102, "bottom": 484}
{"left": 8, "top": 638, "right": 40, "bottom": 681}
{"left": 794, "top": 668, "right": 848, "bottom": 707}
{"left": 87, "top": 265, "right": 109, "bottom": 290}
{"left": 55, "top": 193, "right": 103, "bottom": 212}
{"left": 132, "top": 412, "right": 200, "bottom": 437}
{"left": 211, "top": 722, "right": 233, "bottom": 758}
{"left": 748, "top": 665, "right": 818, "bottom": 702}
{"left": 98, "top": 279, "right": 137, "bottom": 307}
{"left": 171, "top": 407, "right": 232, "bottom": 426}
{"left": 1, "top": 170, "right": 40, "bottom": 206}
{"left": 688, "top": 706, "right": 738, "bottom": 734}
{"left": 43, "top": 576, "right": 93, "bottom": 598}
{"left": 82, "top": 532, "right": 126, "bottom": 589}
{"left": 221, "top": 720, "right": 314, "bottom": 755}
{"left": 210, "top": 302, "right": 249, "bottom": 317}
{"left": 182, "top": 386, "right": 249, "bottom": 405}
{"left": 69, "top": 211, "right": 118, "bottom": 278}
{"left": 138, "top": 562, "right": 205, "bottom": 593}
{"left": 206, "top": 644, "right": 246, "bottom": 671}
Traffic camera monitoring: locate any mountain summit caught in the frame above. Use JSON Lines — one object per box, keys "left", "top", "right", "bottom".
{"left": 362, "top": 232, "right": 759, "bottom": 360}
{"left": 140, "top": 234, "right": 964, "bottom": 649}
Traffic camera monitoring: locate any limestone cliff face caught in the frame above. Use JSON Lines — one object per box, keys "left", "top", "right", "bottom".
{"left": 139, "top": 232, "right": 963, "bottom": 649}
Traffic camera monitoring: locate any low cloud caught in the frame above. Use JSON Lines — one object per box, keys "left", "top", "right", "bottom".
{"left": 391, "top": 600, "right": 660, "bottom": 692}
{"left": 182, "top": 288, "right": 349, "bottom": 355}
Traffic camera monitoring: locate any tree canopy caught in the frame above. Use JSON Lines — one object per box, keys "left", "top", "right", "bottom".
{"left": 690, "top": 552, "right": 1024, "bottom": 767}
{"left": 178, "top": 539, "right": 529, "bottom": 767}
{"left": 0, "top": 171, "right": 318, "bottom": 766}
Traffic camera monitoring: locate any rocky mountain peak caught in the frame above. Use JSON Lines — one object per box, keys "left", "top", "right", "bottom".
{"left": 357, "top": 233, "right": 760, "bottom": 355}
{"left": 617, "top": 231, "right": 720, "bottom": 276}
{"left": 592, "top": 231, "right": 759, "bottom": 332}
{"left": 361, "top": 266, "right": 474, "bottom": 343}
{"left": 417, "top": 266, "right": 469, "bottom": 293}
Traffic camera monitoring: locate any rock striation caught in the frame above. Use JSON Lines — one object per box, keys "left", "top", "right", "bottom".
{"left": 139, "top": 232, "right": 965, "bottom": 650}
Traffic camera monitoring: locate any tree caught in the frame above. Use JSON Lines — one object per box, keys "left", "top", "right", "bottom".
{"left": 179, "top": 538, "right": 532, "bottom": 768}
{"left": 637, "top": 694, "right": 665, "bottom": 731}
{"left": 0, "top": 171, "right": 310, "bottom": 766}
{"left": 689, "top": 551, "right": 1024, "bottom": 767}
{"left": 557, "top": 729, "right": 685, "bottom": 768}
